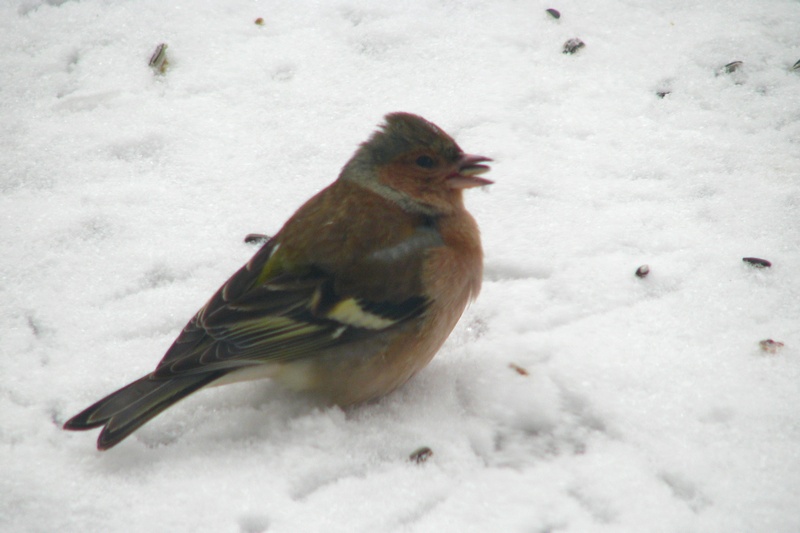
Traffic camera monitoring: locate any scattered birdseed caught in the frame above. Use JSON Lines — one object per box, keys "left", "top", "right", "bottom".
{"left": 635, "top": 265, "right": 650, "bottom": 278}
{"left": 723, "top": 61, "right": 743, "bottom": 74}
{"left": 148, "top": 43, "right": 169, "bottom": 74}
{"left": 409, "top": 447, "right": 433, "bottom": 464}
{"left": 244, "top": 233, "right": 271, "bottom": 245}
{"left": 546, "top": 8, "right": 561, "bottom": 19}
{"left": 255, "top": 17, "right": 264, "bottom": 25}
{"left": 563, "top": 38, "right": 585, "bottom": 54}
{"left": 509, "top": 363, "right": 529, "bottom": 376}
{"left": 742, "top": 257, "right": 771, "bottom": 268}
{"left": 759, "top": 339, "right": 784, "bottom": 354}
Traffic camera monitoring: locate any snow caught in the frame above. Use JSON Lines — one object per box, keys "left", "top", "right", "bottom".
{"left": 2, "top": 0, "right": 799, "bottom": 531}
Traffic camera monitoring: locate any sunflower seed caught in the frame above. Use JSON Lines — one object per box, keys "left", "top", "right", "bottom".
{"left": 546, "top": 8, "right": 561, "bottom": 19}
{"left": 635, "top": 265, "right": 650, "bottom": 278}
{"left": 563, "top": 38, "right": 585, "bottom": 54}
{"left": 509, "top": 363, "right": 529, "bottom": 376}
{"left": 723, "top": 60, "right": 743, "bottom": 74}
{"left": 759, "top": 339, "right": 784, "bottom": 354}
{"left": 148, "top": 43, "right": 169, "bottom": 74}
{"left": 244, "top": 233, "right": 271, "bottom": 245}
{"left": 742, "top": 257, "right": 771, "bottom": 268}
{"left": 410, "top": 446, "right": 433, "bottom": 464}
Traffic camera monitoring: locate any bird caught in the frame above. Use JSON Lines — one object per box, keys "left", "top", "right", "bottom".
{"left": 63, "top": 112, "right": 493, "bottom": 450}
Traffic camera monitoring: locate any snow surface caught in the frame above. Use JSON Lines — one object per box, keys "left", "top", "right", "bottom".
{"left": 2, "top": 0, "right": 800, "bottom": 531}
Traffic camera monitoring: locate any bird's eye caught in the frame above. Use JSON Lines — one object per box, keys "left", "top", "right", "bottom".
{"left": 415, "top": 155, "right": 436, "bottom": 168}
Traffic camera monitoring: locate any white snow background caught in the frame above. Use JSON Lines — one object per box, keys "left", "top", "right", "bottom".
{"left": 2, "top": 0, "right": 799, "bottom": 531}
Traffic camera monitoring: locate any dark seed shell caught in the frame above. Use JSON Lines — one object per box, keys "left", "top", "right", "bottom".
{"left": 635, "top": 265, "right": 650, "bottom": 278}
{"left": 742, "top": 257, "right": 771, "bottom": 268}
{"left": 759, "top": 339, "right": 784, "bottom": 354}
{"left": 509, "top": 363, "right": 529, "bottom": 376}
{"left": 723, "top": 61, "right": 743, "bottom": 73}
{"left": 563, "top": 38, "right": 585, "bottom": 54}
{"left": 410, "top": 447, "right": 433, "bottom": 464}
{"left": 244, "top": 233, "right": 271, "bottom": 245}
{"left": 546, "top": 8, "right": 561, "bottom": 19}
{"left": 148, "top": 43, "right": 169, "bottom": 74}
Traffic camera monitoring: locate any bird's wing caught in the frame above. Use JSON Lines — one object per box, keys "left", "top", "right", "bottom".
{"left": 151, "top": 239, "right": 428, "bottom": 379}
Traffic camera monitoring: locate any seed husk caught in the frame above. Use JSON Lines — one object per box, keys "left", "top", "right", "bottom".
{"left": 409, "top": 447, "right": 433, "bottom": 464}
{"left": 509, "top": 363, "right": 529, "bottom": 376}
{"left": 546, "top": 8, "right": 561, "bottom": 19}
{"left": 244, "top": 233, "right": 271, "bottom": 245}
{"left": 742, "top": 257, "right": 771, "bottom": 268}
{"left": 723, "top": 60, "right": 743, "bottom": 74}
{"left": 759, "top": 339, "right": 784, "bottom": 354}
{"left": 148, "top": 43, "right": 169, "bottom": 74}
{"left": 563, "top": 38, "right": 585, "bottom": 54}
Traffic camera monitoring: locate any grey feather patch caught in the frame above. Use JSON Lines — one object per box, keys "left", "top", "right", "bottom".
{"left": 368, "top": 226, "right": 442, "bottom": 262}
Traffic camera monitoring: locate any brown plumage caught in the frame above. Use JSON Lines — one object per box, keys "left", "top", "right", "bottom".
{"left": 63, "top": 112, "right": 492, "bottom": 450}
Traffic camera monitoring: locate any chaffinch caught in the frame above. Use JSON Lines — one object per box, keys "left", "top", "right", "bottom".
{"left": 64, "top": 112, "right": 493, "bottom": 450}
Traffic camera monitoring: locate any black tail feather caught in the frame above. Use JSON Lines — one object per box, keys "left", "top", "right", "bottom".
{"left": 64, "top": 371, "right": 226, "bottom": 450}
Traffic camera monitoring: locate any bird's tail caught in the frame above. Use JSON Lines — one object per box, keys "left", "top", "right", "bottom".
{"left": 63, "top": 372, "right": 225, "bottom": 450}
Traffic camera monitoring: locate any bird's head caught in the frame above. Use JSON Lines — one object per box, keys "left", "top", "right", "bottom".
{"left": 341, "top": 112, "right": 492, "bottom": 215}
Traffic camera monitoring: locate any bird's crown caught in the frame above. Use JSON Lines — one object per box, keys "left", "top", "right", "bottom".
{"left": 358, "top": 112, "right": 462, "bottom": 167}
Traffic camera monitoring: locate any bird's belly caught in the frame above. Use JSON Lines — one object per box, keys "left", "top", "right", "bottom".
{"left": 213, "top": 284, "right": 472, "bottom": 406}
{"left": 279, "top": 299, "right": 467, "bottom": 405}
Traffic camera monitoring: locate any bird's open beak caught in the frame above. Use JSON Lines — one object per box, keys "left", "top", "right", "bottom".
{"left": 447, "top": 154, "right": 493, "bottom": 189}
